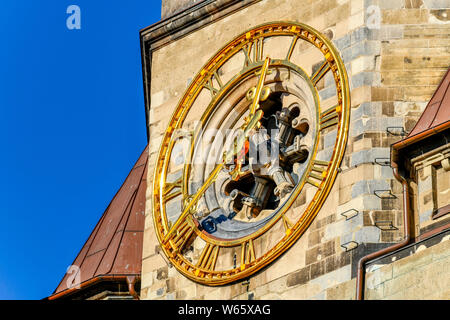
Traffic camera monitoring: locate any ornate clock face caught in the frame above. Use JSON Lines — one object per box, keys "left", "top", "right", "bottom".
{"left": 152, "top": 21, "right": 350, "bottom": 285}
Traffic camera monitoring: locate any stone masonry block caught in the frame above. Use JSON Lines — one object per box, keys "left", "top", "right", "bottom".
{"left": 337, "top": 194, "right": 383, "bottom": 215}
{"left": 286, "top": 266, "right": 311, "bottom": 287}
{"left": 319, "top": 85, "right": 337, "bottom": 100}
{"left": 326, "top": 277, "right": 356, "bottom": 300}
{"left": 377, "top": 25, "right": 404, "bottom": 40}
{"left": 351, "top": 179, "right": 391, "bottom": 198}
{"left": 351, "top": 71, "right": 381, "bottom": 89}
{"left": 350, "top": 148, "right": 390, "bottom": 167}
{"left": 341, "top": 41, "right": 381, "bottom": 63}
{"left": 350, "top": 116, "right": 403, "bottom": 137}
{"left": 351, "top": 55, "right": 376, "bottom": 74}
{"left": 374, "top": 165, "right": 394, "bottom": 180}
{"left": 382, "top": 9, "right": 429, "bottom": 25}
{"left": 340, "top": 165, "right": 375, "bottom": 189}
{"left": 371, "top": 86, "right": 404, "bottom": 102}
{"left": 351, "top": 0, "right": 364, "bottom": 15}
{"left": 349, "top": 11, "right": 365, "bottom": 31}
{"left": 324, "top": 130, "right": 338, "bottom": 149}
{"left": 350, "top": 86, "right": 372, "bottom": 107}
{"left": 340, "top": 225, "right": 381, "bottom": 245}
{"left": 378, "top": 0, "right": 405, "bottom": 9}
{"left": 309, "top": 265, "right": 352, "bottom": 291}
{"left": 324, "top": 212, "right": 364, "bottom": 241}
{"left": 423, "top": 0, "right": 450, "bottom": 8}
{"left": 350, "top": 26, "right": 379, "bottom": 44}
{"left": 333, "top": 33, "right": 351, "bottom": 51}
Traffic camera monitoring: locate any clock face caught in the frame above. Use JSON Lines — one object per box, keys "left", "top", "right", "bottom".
{"left": 152, "top": 21, "right": 350, "bottom": 285}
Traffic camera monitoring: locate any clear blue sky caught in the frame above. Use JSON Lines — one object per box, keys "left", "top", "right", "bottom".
{"left": 0, "top": 0, "right": 161, "bottom": 299}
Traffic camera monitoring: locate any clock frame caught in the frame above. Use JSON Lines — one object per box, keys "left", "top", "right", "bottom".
{"left": 152, "top": 21, "right": 350, "bottom": 285}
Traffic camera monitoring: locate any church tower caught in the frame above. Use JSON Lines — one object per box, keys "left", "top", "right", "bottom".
{"left": 49, "top": 0, "right": 449, "bottom": 300}
{"left": 139, "top": 0, "right": 450, "bottom": 300}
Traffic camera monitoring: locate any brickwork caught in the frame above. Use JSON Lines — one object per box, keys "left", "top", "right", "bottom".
{"left": 141, "top": 0, "right": 450, "bottom": 300}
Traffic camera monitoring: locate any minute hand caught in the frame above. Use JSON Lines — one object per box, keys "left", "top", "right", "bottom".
{"left": 249, "top": 57, "right": 271, "bottom": 117}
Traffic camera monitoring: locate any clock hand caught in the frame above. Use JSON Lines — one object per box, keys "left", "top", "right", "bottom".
{"left": 248, "top": 57, "right": 271, "bottom": 118}
{"left": 224, "top": 58, "right": 270, "bottom": 178}
{"left": 163, "top": 162, "right": 224, "bottom": 243}
{"left": 165, "top": 109, "right": 265, "bottom": 241}
{"left": 223, "top": 109, "right": 264, "bottom": 165}
{"left": 165, "top": 60, "right": 272, "bottom": 241}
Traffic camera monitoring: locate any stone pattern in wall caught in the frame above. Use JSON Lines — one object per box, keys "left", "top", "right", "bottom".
{"left": 365, "top": 234, "right": 450, "bottom": 299}
{"left": 141, "top": 0, "right": 450, "bottom": 300}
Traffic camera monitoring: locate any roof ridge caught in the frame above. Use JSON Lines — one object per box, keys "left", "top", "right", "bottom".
{"left": 50, "top": 145, "right": 149, "bottom": 297}
{"left": 430, "top": 71, "right": 450, "bottom": 127}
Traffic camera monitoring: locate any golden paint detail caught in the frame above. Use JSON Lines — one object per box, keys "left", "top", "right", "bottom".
{"left": 152, "top": 22, "right": 350, "bottom": 285}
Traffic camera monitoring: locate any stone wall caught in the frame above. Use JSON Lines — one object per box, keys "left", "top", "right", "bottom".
{"left": 365, "top": 233, "right": 450, "bottom": 299}
{"left": 141, "top": 0, "right": 450, "bottom": 300}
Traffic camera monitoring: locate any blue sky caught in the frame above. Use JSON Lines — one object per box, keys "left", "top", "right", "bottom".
{"left": 0, "top": 1, "right": 161, "bottom": 299}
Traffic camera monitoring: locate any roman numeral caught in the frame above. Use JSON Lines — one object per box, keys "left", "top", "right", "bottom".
{"left": 311, "top": 60, "right": 331, "bottom": 86}
{"left": 319, "top": 104, "right": 341, "bottom": 131}
{"left": 171, "top": 219, "right": 195, "bottom": 252}
{"left": 240, "top": 239, "right": 256, "bottom": 270}
{"left": 311, "top": 159, "right": 330, "bottom": 173}
{"left": 204, "top": 70, "right": 224, "bottom": 98}
{"left": 243, "top": 37, "right": 264, "bottom": 67}
{"left": 162, "top": 177, "right": 183, "bottom": 202}
{"left": 196, "top": 243, "right": 219, "bottom": 272}
{"left": 286, "top": 35, "right": 298, "bottom": 61}
{"left": 282, "top": 214, "right": 294, "bottom": 236}
{"left": 306, "top": 160, "right": 330, "bottom": 188}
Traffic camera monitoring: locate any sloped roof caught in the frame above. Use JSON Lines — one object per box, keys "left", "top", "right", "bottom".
{"left": 49, "top": 146, "right": 148, "bottom": 299}
{"left": 392, "top": 67, "right": 450, "bottom": 152}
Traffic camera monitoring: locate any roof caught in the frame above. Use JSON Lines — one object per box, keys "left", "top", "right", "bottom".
{"left": 392, "top": 67, "right": 450, "bottom": 152}
{"left": 49, "top": 146, "right": 148, "bottom": 299}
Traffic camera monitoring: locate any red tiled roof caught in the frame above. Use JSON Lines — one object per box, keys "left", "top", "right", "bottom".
{"left": 49, "top": 146, "right": 148, "bottom": 299}
{"left": 393, "top": 67, "right": 450, "bottom": 151}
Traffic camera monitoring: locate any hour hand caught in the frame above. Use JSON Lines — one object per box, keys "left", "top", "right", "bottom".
{"left": 163, "top": 162, "right": 224, "bottom": 243}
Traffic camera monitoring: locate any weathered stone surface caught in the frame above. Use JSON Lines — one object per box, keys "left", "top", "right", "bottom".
{"left": 326, "top": 278, "right": 356, "bottom": 299}
{"left": 350, "top": 148, "right": 390, "bottom": 167}
{"left": 286, "top": 266, "right": 311, "bottom": 287}
{"left": 366, "top": 238, "right": 450, "bottom": 299}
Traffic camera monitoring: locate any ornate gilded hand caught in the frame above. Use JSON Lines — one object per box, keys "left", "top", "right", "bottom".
{"left": 223, "top": 109, "right": 264, "bottom": 180}
{"left": 225, "top": 58, "right": 270, "bottom": 179}
{"left": 248, "top": 57, "right": 271, "bottom": 117}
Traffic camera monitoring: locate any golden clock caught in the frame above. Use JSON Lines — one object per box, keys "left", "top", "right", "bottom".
{"left": 152, "top": 21, "right": 350, "bottom": 285}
